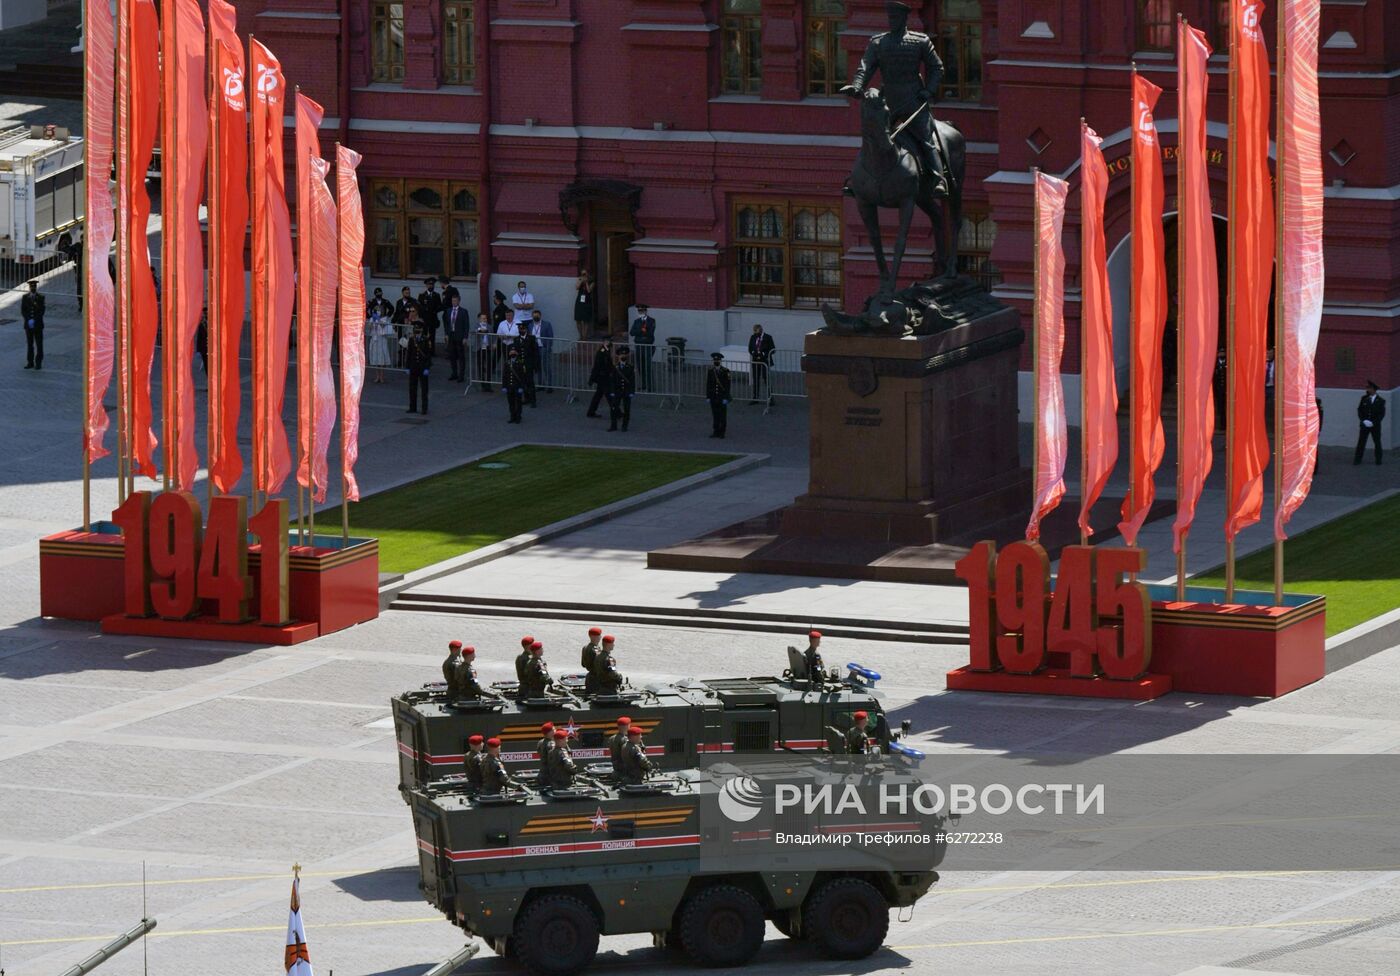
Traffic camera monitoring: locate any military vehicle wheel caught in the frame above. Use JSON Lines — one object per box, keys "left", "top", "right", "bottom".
{"left": 513, "top": 894, "right": 600, "bottom": 976}
{"left": 802, "top": 878, "right": 888, "bottom": 960}
{"left": 771, "top": 912, "right": 801, "bottom": 939}
{"left": 679, "top": 885, "right": 765, "bottom": 968}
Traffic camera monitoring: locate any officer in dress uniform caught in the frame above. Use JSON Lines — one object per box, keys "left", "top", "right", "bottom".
{"left": 520, "top": 641, "right": 551, "bottom": 699}
{"left": 405, "top": 321, "right": 433, "bottom": 415}
{"left": 536, "top": 721, "right": 556, "bottom": 782}
{"left": 417, "top": 277, "right": 444, "bottom": 350}
{"left": 706, "top": 352, "right": 732, "bottom": 438}
{"left": 845, "top": 710, "right": 871, "bottom": 755}
{"left": 480, "top": 738, "right": 518, "bottom": 794}
{"left": 620, "top": 726, "right": 655, "bottom": 785}
{"left": 502, "top": 346, "right": 528, "bottom": 424}
{"left": 608, "top": 347, "right": 637, "bottom": 432}
{"left": 464, "top": 734, "right": 485, "bottom": 790}
{"left": 21, "top": 280, "right": 45, "bottom": 370}
{"left": 514, "top": 635, "right": 535, "bottom": 684}
{"left": 1355, "top": 380, "right": 1387, "bottom": 465}
{"left": 545, "top": 728, "right": 577, "bottom": 789}
{"left": 586, "top": 339, "right": 613, "bottom": 418}
{"left": 608, "top": 716, "right": 632, "bottom": 775}
{"left": 442, "top": 640, "right": 465, "bottom": 696}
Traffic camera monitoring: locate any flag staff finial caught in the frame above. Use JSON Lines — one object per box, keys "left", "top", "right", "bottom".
{"left": 293, "top": 862, "right": 301, "bottom": 878}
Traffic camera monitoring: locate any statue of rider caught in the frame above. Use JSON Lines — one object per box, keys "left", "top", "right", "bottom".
{"left": 842, "top": 1, "right": 948, "bottom": 197}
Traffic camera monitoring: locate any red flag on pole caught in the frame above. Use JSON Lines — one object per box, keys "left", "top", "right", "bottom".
{"left": 1172, "top": 21, "right": 1219, "bottom": 554}
{"left": 1227, "top": 0, "right": 1276, "bottom": 542}
{"left": 308, "top": 155, "right": 338, "bottom": 504}
{"left": 124, "top": 0, "right": 161, "bottom": 481}
{"left": 1077, "top": 122, "right": 1117, "bottom": 538}
{"left": 1027, "top": 171, "right": 1070, "bottom": 542}
{"left": 163, "top": 0, "right": 208, "bottom": 492}
{"left": 336, "top": 145, "right": 366, "bottom": 503}
{"left": 1274, "top": 0, "right": 1324, "bottom": 540}
{"left": 295, "top": 93, "right": 326, "bottom": 494}
{"left": 83, "top": 0, "right": 116, "bottom": 462}
{"left": 251, "top": 39, "right": 294, "bottom": 495}
{"left": 208, "top": 0, "right": 248, "bottom": 493}
{"left": 1117, "top": 73, "right": 1167, "bottom": 546}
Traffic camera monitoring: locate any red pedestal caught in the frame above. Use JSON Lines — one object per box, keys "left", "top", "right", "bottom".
{"left": 945, "top": 666, "right": 1172, "bottom": 700}
{"left": 39, "top": 527, "right": 380, "bottom": 644}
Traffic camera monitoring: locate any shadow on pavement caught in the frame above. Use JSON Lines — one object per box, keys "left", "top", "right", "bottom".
{"left": 331, "top": 865, "right": 423, "bottom": 903}
{"left": 0, "top": 627, "right": 262, "bottom": 681}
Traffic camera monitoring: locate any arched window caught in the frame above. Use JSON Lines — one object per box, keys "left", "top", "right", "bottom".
{"left": 936, "top": 0, "right": 983, "bottom": 103}
{"left": 806, "top": 1, "right": 847, "bottom": 96}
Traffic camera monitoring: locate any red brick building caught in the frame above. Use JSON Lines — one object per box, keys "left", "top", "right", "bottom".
{"left": 242, "top": 0, "right": 1398, "bottom": 444}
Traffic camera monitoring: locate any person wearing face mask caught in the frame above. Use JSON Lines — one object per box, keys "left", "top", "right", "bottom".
{"left": 511, "top": 280, "right": 535, "bottom": 326}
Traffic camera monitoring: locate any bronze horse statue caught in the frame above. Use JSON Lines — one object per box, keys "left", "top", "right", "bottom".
{"left": 847, "top": 89, "right": 965, "bottom": 297}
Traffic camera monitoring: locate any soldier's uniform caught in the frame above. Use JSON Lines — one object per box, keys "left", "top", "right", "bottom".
{"left": 847, "top": 4, "right": 947, "bottom": 194}
{"left": 536, "top": 723, "right": 555, "bottom": 781}
{"left": 514, "top": 637, "right": 534, "bottom": 684}
{"left": 464, "top": 737, "right": 485, "bottom": 790}
{"left": 544, "top": 734, "right": 577, "bottom": 789}
{"left": 480, "top": 749, "right": 516, "bottom": 794}
{"left": 594, "top": 653, "right": 624, "bottom": 695}
{"left": 619, "top": 733, "right": 655, "bottom": 785}
{"left": 521, "top": 654, "right": 551, "bottom": 700}
{"left": 441, "top": 642, "right": 464, "bottom": 696}
{"left": 453, "top": 655, "right": 484, "bottom": 698}
{"left": 845, "top": 712, "right": 871, "bottom": 755}
{"left": 608, "top": 721, "right": 631, "bottom": 775}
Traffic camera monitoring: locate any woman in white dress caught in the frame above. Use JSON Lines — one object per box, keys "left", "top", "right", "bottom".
{"left": 367, "top": 312, "right": 394, "bottom": 383}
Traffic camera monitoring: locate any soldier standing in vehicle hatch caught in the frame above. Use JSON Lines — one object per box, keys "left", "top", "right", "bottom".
{"left": 464, "top": 734, "right": 485, "bottom": 790}
{"left": 580, "top": 626, "right": 603, "bottom": 675}
{"left": 535, "top": 721, "right": 556, "bottom": 781}
{"left": 620, "top": 725, "right": 655, "bottom": 784}
{"left": 442, "top": 640, "right": 465, "bottom": 696}
{"left": 481, "top": 737, "right": 518, "bottom": 794}
{"left": 804, "top": 630, "right": 826, "bottom": 680}
{"left": 545, "top": 728, "right": 577, "bottom": 789}
{"left": 520, "top": 641, "right": 551, "bottom": 700}
{"left": 514, "top": 635, "right": 534, "bottom": 684}
{"left": 846, "top": 710, "right": 872, "bottom": 755}
{"left": 608, "top": 716, "right": 632, "bottom": 775}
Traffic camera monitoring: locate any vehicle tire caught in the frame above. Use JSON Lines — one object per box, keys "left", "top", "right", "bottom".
{"left": 513, "top": 894, "right": 600, "bottom": 976}
{"left": 802, "top": 878, "right": 889, "bottom": 960}
{"left": 678, "top": 884, "right": 766, "bottom": 968}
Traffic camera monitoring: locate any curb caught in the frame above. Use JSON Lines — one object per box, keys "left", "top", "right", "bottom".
{"left": 376, "top": 447, "right": 770, "bottom": 608}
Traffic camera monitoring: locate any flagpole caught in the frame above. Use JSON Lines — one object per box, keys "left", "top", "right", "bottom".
{"left": 207, "top": 21, "right": 219, "bottom": 510}
{"left": 306, "top": 144, "right": 316, "bottom": 551}
{"left": 1176, "top": 17, "right": 1188, "bottom": 603}
{"left": 249, "top": 34, "right": 263, "bottom": 517}
{"left": 161, "top": 0, "right": 176, "bottom": 492}
{"left": 81, "top": 1, "right": 92, "bottom": 532}
{"left": 1128, "top": 64, "right": 1139, "bottom": 575}
{"left": 1078, "top": 121, "right": 1090, "bottom": 547}
{"left": 294, "top": 87, "right": 305, "bottom": 548}
{"left": 338, "top": 143, "right": 350, "bottom": 548}
{"left": 1225, "top": 3, "right": 1239, "bottom": 603}
{"left": 1031, "top": 167, "right": 1041, "bottom": 537}
{"left": 116, "top": 0, "right": 130, "bottom": 507}
{"left": 1272, "top": 0, "right": 1287, "bottom": 606}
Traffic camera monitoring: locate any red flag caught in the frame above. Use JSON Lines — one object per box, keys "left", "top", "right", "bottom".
{"left": 1227, "top": 0, "right": 1276, "bottom": 542}
{"left": 83, "top": 0, "right": 116, "bottom": 462}
{"left": 124, "top": 0, "right": 161, "bottom": 481}
{"left": 308, "top": 155, "right": 338, "bottom": 504}
{"left": 1077, "top": 122, "right": 1118, "bottom": 538}
{"left": 162, "top": 0, "right": 208, "bottom": 492}
{"left": 208, "top": 0, "right": 247, "bottom": 493}
{"left": 1027, "top": 171, "right": 1070, "bottom": 542}
{"left": 295, "top": 93, "right": 326, "bottom": 493}
{"left": 1117, "top": 73, "right": 1167, "bottom": 546}
{"left": 1274, "top": 0, "right": 1324, "bottom": 540}
{"left": 336, "top": 145, "right": 366, "bottom": 503}
{"left": 1172, "top": 22, "right": 1219, "bottom": 554}
{"left": 251, "top": 39, "right": 294, "bottom": 494}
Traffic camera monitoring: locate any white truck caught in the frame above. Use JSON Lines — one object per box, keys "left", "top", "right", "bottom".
{"left": 0, "top": 124, "right": 84, "bottom": 263}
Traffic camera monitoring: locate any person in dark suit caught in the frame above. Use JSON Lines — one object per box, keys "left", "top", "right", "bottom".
{"left": 518, "top": 318, "right": 540, "bottom": 407}
{"left": 442, "top": 294, "right": 469, "bottom": 382}
{"left": 706, "top": 352, "right": 731, "bottom": 439}
{"left": 1354, "top": 380, "right": 1386, "bottom": 465}
{"left": 609, "top": 346, "right": 637, "bottom": 432}
{"left": 366, "top": 287, "right": 393, "bottom": 320}
{"left": 491, "top": 290, "right": 511, "bottom": 331}
{"left": 532, "top": 310, "right": 556, "bottom": 390}
{"left": 502, "top": 346, "right": 528, "bottom": 424}
{"left": 439, "top": 275, "right": 460, "bottom": 310}
{"left": 21, "top": 280, "right": 44, "bottom": 369}
{"left": 418, "top": 277, "right": 443, "bottom": 350}
{"left": 748, "top": 323, "right": 776, "bottom": 406}
{"left": 393, "top": 286, "right": 417, "bottom": 325}
{"left": 586, "top": 339, "right": 613, "bottom": 418}
{"left": 1313, "top": 397, "right": 1324, "bottom": 477}
{"left": 629, "top": 303, "right": 657, "bottom": 391}
{"left": 405, "top": 321, "right": 433, "bottom": 415}
{"left": 1212, "top": 348, "right": 1227, "bottom": 432}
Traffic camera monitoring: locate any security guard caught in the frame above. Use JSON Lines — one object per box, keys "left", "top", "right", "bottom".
{"left": 804, "top": 630, "right": 825, "bottom": 681}
{"left": 502, "top": 346, "right": 528, "bottom": 424}
{"left": 480, "top": 738, "right": 518, "bottom": 794}
{"left": 464, "top": 734, "right": 486, "bottom": 790}
{"left": 417, "top": 277, "right": 443, "bottom": 349}
{"left": 608, "top": 716, "right": 632, "bottom": 775}
{"left": 706, "top": 352, "right": 732, "bottom": 439}
{"left": 619, "top": 725, "right": 655, "bottom": 785}
{"left": 452, "top": 645, "right": 484, "bottom": 699}
{"left": 608, "top": 347, "right": 637, "bottom": 432}
{"left": 441, "top": 640, "right": 465, "bottom": 696}
{"left": 845, "top": 711, "right": 871, "bottom": 755}
{"left": 514, "top": 635, "right": 535, "bottom": 684}
{"left": 21, "top": 280, "right": 44, "bottom": 370}
{"left": 520, "top": 641, "right": 551, "bottom": 699}
{"left": 544, "top": 728, "right": 577, "bottom": 789}
{"left": 536, "top": 721, "right": 556, "bottom": 781}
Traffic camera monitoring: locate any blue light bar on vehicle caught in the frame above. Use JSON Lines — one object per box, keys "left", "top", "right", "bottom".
{"left": 889, "top": 740, "right": 925, "bottom": 760}
{"left": 845, "top": 663, "right": 882, "bottom": 685}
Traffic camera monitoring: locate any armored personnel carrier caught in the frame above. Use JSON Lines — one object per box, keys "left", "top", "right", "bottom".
{"left": 393, "top": 651, "right": 910, "bottom": 799}
{"left": 409, "top": 761, "right": 946, "bottom": 975}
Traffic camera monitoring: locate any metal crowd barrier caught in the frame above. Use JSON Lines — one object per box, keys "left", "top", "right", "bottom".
{"left": 360, "top": 327, "right": 807, "bottom": 409}
{"left": 1, "top": 245, "right": 81, "bottom": 311}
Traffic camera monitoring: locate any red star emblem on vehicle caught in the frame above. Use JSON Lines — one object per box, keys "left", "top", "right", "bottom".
{"left": 563, "top": 718, "right": 581, "bottom": 739}
{"left": 589, "top": 807, "right": 608, "bottom": 833}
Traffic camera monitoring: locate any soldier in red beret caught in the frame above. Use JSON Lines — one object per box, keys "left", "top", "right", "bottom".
{"left": 845, "top": 710, "right": 870, "bottom": 754}
{"left": 609, "top": 716, "right": 632, "bottom": 774}
{"left": 442, "top": 640, "right": 465, "bottom": 695}
{"left": 481, "top": 737, "right": 517, "bottom": 794}
{"left": 465, "top": 733, "right": 486, "bottom": 790}
{"left": 804, "top": 630, "right": 825, "bottom": 681}
{"left": 519, "top": 641, "right": 551, "bottom": 701}
{"left": 620, "top": 725, "right": 655, "bottom": 784}
{"left": 515, "top": 635, "right": 535, "bottom": 684}
{"left": 545, "top": 727, "right": 577, "bottom": 789}
{"left": 581, "top": 626, "right": 604, "bottom": 680}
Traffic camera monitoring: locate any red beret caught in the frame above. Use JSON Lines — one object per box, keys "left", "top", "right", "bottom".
{"left": 854, "top": 710, "right": 868, "bottom": 721}
{"left": 448, "top": 640, "right": 462, "bottom": 650}
{"left": 553, "top": 729, "right": 569, "bottom": 739}
{"left": 617, "top": 716, "right": 631, "bottom": 726}
{"left": 486, "top": 737, "right": 501, "bottom": 747}
{"left": 468, "top": 734, "right": 484, "bottom": 744}
{"left": 588, "top": 627, "right": 602, "bottom": 636}
{"left": 602, "top": 634, "right": 616, "bottom": 643}
{"left": 521, "top": 635, "right": 534, "bottom": 646}
{"left": 627, "top": 726, "right": 643, "bottom": 736}
{"left": 463, "top": 646, "right": 475, "bottom": 656}
{"left": 541, "top": 722, "right": 554, "bottom": 733}
{"left": 809, "top": 630, "right": 822, "bottom": 640}
{"left": 531, "top": 642, "right": 544, "bottom": 653}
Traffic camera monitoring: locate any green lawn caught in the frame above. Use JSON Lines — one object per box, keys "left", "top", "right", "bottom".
{"left": 1192, "top": 493, "right": 1400, "bottom": 636}
{"left": 346, "top": 445, "right": 737, "bottom": 575}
